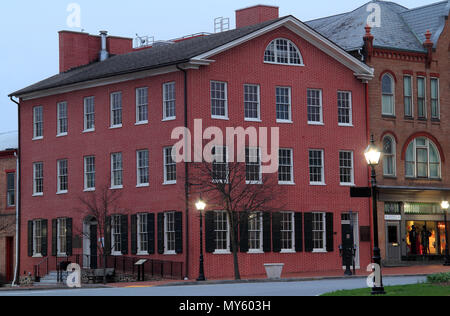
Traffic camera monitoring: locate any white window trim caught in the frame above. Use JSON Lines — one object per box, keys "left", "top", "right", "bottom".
{"left": 110, "top": 92, "right": 123, "bottom": 128}
{"left": 339, "top": 151, "right": 355, "bottom": 186}
{"left": 276, "top": 86, "right": 292, "bottom": 123}
{"left": 337, "top": 91, "right": 353, "bottom": 127}
{"left": 244, "top": 84, "right": 261, "bottom": 121}
{"left": 83, "top": 97, "right": 95, "bottom": 132}
{"left": 33, "top": 219, "right": 43, "bottom": 257}
{"left": 307, "top": 89, "right": 323, "bottom": 125}
{"left": 246, "top": 147, "right": 262, "bottom": 185}
{"left": 248, "top": 212, "right": 264, "bottom": 253}
{"left": 136, "top": 150, "right": 150, "bottom": 187}
{"left": 309, "top": 149, "right": 326, "bottom": 186}
{"left": 404, "top": 75, "right": 414, "bottom": 118}
{"left": 312, "top": 212, "right": 327, "bottom": 253}
{"left": 417, "top": 76, "right": 427, "bottom": 119}
{"left": 211, "top": 81, "right": 229, "bottom": 120}
{"left": 111, "top": 215, "right": 122, "bottom": 256}
{"left": 430, "top": 77, "right": 440, "bottom": 120}
{"left": 57, "top": 101, "right": 68, "bottom": 137}
{"left": 280, "top": 212, "right": 295, "bottom": 252}
{"left": 57, "top": 160, "right": 68, "bottom": 194}
{"left": 213, "top": 211, "right": 231, "bottom": 254}
{"left": 212, "top": 146, "right": 229, "bottom": 184}
{"left": 137, "top": 213, "right": 149, "bottom": 255}
{"left": 33, "top": 106, "right": 44, "bottom": 140}
{"left": 406, "top": 138, "right": 441, "bottom": 180}
{"left": 136, "top": 87, "right": 149, "bottom": 125}
{"left": 163, "top": 82, "right": 177, "bottom": 121}
{"left": 279, "top": 148, "right": 295, "bottom": 185}
{"left": 264, "top": 38, "right": 305, "bottom": 66}
{"left": 383, "top": 136, "right": 397, "bottom": 177}
{"left": 164, "top": 212, "right": 177, "bottom": 255}
{"left": 57, "top": 218, "right": 67, "bottom": 257}
{"left": 110, "top": 153, "right": 123, "bottom": 190}
{"left": 381, "top": 74, "right": 395, "bottom": 116}
{"left": 84, "top": 156, "right": 96, "bottom": 191}
{"left": 163, "top": 147, "right": 177, "bottom": 185}
{"left": 33, "top": 162, "right": 44, "bottom": 196}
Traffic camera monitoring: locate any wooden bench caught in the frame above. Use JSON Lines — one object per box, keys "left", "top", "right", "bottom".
{"left": 86, "top": 268, "right": 115, "bottom": 284}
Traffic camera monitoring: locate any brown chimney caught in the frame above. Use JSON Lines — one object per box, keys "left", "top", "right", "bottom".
{"left": 423, "top": 30, "right": 433, "bottom": 67}
{"left": 235, "top": 5, "right": 279, "bottom": 29}
{"left": 363, "top": 25, "right": 374, "bottom": 63}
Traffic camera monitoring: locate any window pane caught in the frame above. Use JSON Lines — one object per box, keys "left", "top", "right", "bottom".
{"left": 338, "top": 92, "right": 351, "bottom": 124}
{"left": 244, "top": 85, "right": 260, "bottom": 119}
{"left": 211, "top": 82, "right": 227, "bottom": 117}
{"left": 276, "top": 87, "right": 291, "bottom": 121}
{"left": 307, "top": 89, "right": 322, "bottom": 123}
{"left": 163, "top": 83, "right": 176, "bottom": 119}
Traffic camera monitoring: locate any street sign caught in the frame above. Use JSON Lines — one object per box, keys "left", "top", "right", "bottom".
{"left": 350, "top": 187, "right": 372, "bottom": 198}
{"left": 135, "top": 259, "right": 148, "bottom": 266}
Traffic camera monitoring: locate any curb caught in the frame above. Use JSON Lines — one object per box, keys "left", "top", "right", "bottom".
{"left": 0, "top": 284, "right": 111, "bottom": 292}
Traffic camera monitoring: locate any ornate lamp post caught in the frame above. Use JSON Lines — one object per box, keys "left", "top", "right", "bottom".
{"left": 196, "top": 197, "right": 207, "bottom": 281}
{"left": 364, "top": 135, "right": 386, "bottom": 295}
{"left": 441, "top": 201, "right": 450, "bottom": 266}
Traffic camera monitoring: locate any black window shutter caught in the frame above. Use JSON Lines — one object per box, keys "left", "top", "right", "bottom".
{"left": 295, "top": 213, "right": 303, "bottom": 252}
{"left": 272, "top": 212, "right": 281, "bottom": 253}
{"left": 304, "top": 213, "right": 314, "bottom": 252}
{"left": 239, "top": 212, "right": 249, "bottom": 253}
{"left": 263, "top": 212, "right": 271, "bottom": 252}
{"left": 131, "top": 215, "right": 137, "bottom": 255}
{"left": 41, "top": 219, "right": 48, "bottom": 257}
{"left": 104, "top": 216, "right": 111, "bottom": 256}
{"left": 52, "top": 219, "right": 57, "bottom": 257}
{"left": 230, "top": 212, "right": 239, "bottom": 253}
{"left": 121, "top": 215, "right": 128, "bottom": 255}
{"left": 147, "top": 214, "right": 155, "bottom": 254}
{"left": 205, "top": 211, "right": 216, "bottom": 253}
{"left": 28, "top": 221, "right": 33, "bottom": 257}
{"left": 326, "top": 213, "right": 334, "bottom": 252}
{"left": 66, "top": 218, "right": 73, "bottom": 256}
{"left": 175, "top": 212, "right": 183, "bottom": 254}
{"left": 157, "top": 213, "right": 164, "bottom": 254}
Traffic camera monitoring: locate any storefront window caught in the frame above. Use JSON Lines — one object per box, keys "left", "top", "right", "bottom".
{"left": 437, "top": 222, "right": 448, "bottom": 255}
{"left": 406, "top": 221, "right": 442, "bottom": 256}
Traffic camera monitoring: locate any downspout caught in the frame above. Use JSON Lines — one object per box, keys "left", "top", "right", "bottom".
{"left": 9, "top": 96, "right": 20, "bottom": 287}
{"left": 176, "top": 64, "right": 190, "bottom": 280}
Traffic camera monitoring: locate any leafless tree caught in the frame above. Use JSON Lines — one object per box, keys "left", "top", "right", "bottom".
{"left": 0, "top": 215, "right": 14, "bottom": 237}
{"left": 189, "top": 159, "right": 285, "bottom": 280}
{"left": 77, "top": 185, "right": 124, "bottom": 284}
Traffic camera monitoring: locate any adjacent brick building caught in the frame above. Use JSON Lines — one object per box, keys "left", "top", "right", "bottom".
{"left": 308, "top": 0, "right": 450, "bottom": 264}
{"left": 10, "top": 6, "right": 376, "bottom": 280}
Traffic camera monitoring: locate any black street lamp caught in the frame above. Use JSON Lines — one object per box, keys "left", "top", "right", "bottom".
{"left": 441, "top": 201, "right": 450, "bottom": 266}
{"left": 196, "top": 198, "right": 207, "bottom": 281}
{"left": 364, "top": 135, "right": 386, "bottom": 295}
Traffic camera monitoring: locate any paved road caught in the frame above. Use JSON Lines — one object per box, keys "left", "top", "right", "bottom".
{"left": 0, "top": 276, "right": 426, "bottom": 296}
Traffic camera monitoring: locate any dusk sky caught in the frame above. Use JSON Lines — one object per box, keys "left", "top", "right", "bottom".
{"left": 0, "top": 0, "right": 437, "bottom": 133}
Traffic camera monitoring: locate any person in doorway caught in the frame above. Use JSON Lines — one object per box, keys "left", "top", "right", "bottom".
{"left": 421, "top": 226, "right": 431, "bottom": 255}
{"left": 409, "top": 225, "right": 418, "bottom": 255}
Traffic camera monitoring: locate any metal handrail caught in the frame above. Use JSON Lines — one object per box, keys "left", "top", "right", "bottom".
{"left": 34, "top": 257, "right": 49, "bottom": 280}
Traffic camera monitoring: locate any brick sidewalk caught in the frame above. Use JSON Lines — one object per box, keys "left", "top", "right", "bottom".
{"left": 110, "top": 264, "right": 450, "bottom": 288}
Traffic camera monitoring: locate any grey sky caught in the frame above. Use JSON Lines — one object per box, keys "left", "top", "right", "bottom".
{"left": 0, "top": 0, "right": 437, "bottom": 133}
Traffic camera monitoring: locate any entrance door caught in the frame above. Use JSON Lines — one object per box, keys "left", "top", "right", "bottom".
{"left": 5, "top": 237, "right": 13, "bottom": 282}
{"left": 89, "top": 224, "right": 98, "bottom": 269}
{"left": 386, "top": 222, "right": 401, "bottom": 262}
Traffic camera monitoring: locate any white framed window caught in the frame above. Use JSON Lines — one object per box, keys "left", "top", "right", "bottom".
{"left": 312, "top": 212, "right": 326, "bottom": 252}
{"left": 430, "top": 78, "right": 439, "bottom": 119}
{"left": 248, "top": 212, "right": 263, "bottom": 253}
{"left": 111, "top": 153, "right": 123, "bottom": 189}
{"left": 57, "top": 218, "right": 67, "bottom": 256}
{"left": 264, "top": 38, "right": 304, "bottom": 66}
{"left": 57, "top": 159, "right": 68, "bottom": 194}
{"left": 33, "top": 219, "right": 43, "bottom": 256}
{"left": 6, "top": 173, "right": 15, "bottom": 207}
{"left": 405, "top": 138, "right": 441, "bottom": 179}
{"left": 281, "top": 212, "right": 295, "bottom": 252}
{"left": 137, "top": 213, "right": 149, "bottom": 255}
{"left": 84, "top": 97, "right": 95, "bottom": 132}
{"left": 381, "top": 74, "right": 395, "bottom": 116}
{"left": 212, "top": 146, "right": 229, "bottom": 183}
{"left": 57, "top": 102, "right": 68, "bottom": 136}
{"left": 164, "top": 212, "right": 176, "bottom": 254}
{"left": 110, "top": 92, "right": 123, "bottom": 128}
{"left": 307, "top": 89, "right": 323, "bottom": 124}
{"left": 309, "top": 149, "right": 325, "bottom": 185}
{"left": 137, "top": 150, "right": 149, "bottom": 187}
{"left": 33, "top": 106, "right": 43, "bottom": 140}
{"left": 339, "top": 151, "right": 354, "bottom": 185}
{"left": 214, "top": 211, "right": 230, "bottom": 254}
{"left": 33, "top": 162, "right": 44, "bottom": 196}
{"left": 163, "top": 82, "right": 176, "bottom": 120}
{"left": 383, "top": 136, "right": 396, "bottom": 177}
{"left": 276, "top": 87, "right": 292, "bottom": 123}
{"left": 244, "top": 84, "right": 260, "bottom": 121}
{"left": 246, "top": 147, "right": 262, "bottom": 184}
{"left": 136, "top": 87, "right": 148, "bottom": 124}
{"left": 417, "top": 77, "right": 426, "bottom": 119}
{"left": 279, "top": 149, "right": 294, "bottom": 184}
{"left": 338, "top": 91, "right": 352, "bottom": 126}
{"left": 403, "top": 75, "right": 413, "bottom": 117}
{"left": 164, "top": 147, "right": 177, "bottom": 184}
{"left": 111, "top": 215, "right": 122, "bottom": 255}
{"left": 84, "top": 156, "right": 96, "bottom": 191}
{"left": 211, "top": 81, "right": 228, "bottom": 119}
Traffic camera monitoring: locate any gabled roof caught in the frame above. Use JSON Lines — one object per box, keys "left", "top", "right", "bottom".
{"left": 306, "top": 0, "right": 449, "bottom": 53}
{"left": 0, "top": 131, "right": 18, "bottom": 152}
{"left": 10, "top": 15, "right": 373, "bottom": 99}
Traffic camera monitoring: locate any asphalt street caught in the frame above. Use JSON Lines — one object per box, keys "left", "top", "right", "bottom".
{"left": 0, "top": 275, "right": 427, "bottom": 296}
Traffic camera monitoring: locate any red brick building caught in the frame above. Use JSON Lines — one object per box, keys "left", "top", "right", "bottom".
{"left": 308, "top": 0, "right": 450, "bottom": 265}
{"left": 0, "top": 131, "right": 17, "bottom": 283}
{"left": 10, "top": 6, "right": 376, "bottom": 280}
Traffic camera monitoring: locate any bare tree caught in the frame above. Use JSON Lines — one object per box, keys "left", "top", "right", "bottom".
{"left": 77, "top": 185, "right": 124, "bottom": 284}
{"left": 0, "top": 215, "right": 14, "bottom": 236}
{"left": 189, "top": 158, "right": 285, "bottom": 280}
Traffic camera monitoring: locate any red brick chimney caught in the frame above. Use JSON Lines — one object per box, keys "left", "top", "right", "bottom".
{"left": 363, "top": 25, "right": 374, "bottom": 63}
{"left": 423, "top": 30, "right": 433, "bottom": 67}
{"left": 235, "top": 5, "right": 279, "bottom": 29}
{"left": 59, "top": 31, "right": 133, "bottom": 73}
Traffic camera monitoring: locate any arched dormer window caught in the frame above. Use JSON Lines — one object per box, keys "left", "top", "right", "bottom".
{"left": 383, "top": 135, "right": 396, "bottom": 177}
{"left": 264, "top": 39, "right": 303, "bottom": 66}
{"left": 405, "top": 137, "right": 441, "bottom": 179}
{"left": 381, "top": 73, "right": 395, "bottom": 116}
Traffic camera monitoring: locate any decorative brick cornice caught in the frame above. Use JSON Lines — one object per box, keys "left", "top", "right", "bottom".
{"left": 373, "top": 48, "right": 427, "bottom": 63}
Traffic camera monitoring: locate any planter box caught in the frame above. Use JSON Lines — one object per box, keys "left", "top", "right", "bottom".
{"left": 264, "top": 264, "right": 285, "bottom": 280}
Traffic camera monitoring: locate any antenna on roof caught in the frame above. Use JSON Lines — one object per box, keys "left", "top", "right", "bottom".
{"left": 134, "top": 34, "right": 155, "bottom": 49}
{"left": 214, "top": 17, "right": 230, "bottom": 33}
